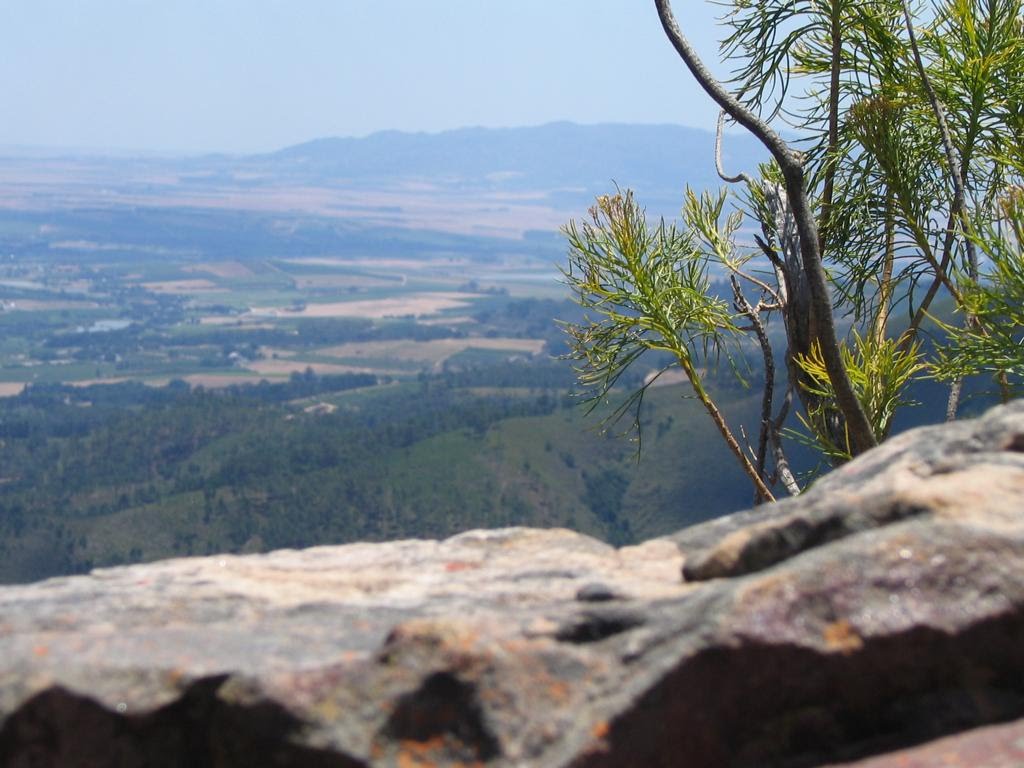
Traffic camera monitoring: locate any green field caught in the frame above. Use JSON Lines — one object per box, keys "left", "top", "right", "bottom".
{"left": 0, "top": 236, "right": 568, "bottom": 395}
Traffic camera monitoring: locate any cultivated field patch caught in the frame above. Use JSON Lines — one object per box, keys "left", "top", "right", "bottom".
{"left": 184, "top": 261, "right": 254, "bottom": 279}
{"left": 143, "top": 279, "right": 224, "bottom": 294}
{"left": 290, "top": 274, "right": 399, "bottom": 289}
{"left": 0, "top": 382, "right": 24, "bottom": 397}
{"left": 247, "top": 293, "right": 472, "bottom": 319}
{"left": 180, "top": 373, "right": 265, "bottom": 388}
{"left": 287, "top": 257, "right": 466, "bottom": 271}
{"left": 196, "top": 317, "right": 278, "bottom": 328}
{"left": 318, "top": 337, "right": 546, "bottom": 367}
{"left": 1, "top": 299, "right": 101, "bottom": 311}
{"left": 244, "top": 359, "right": 387, "bottom": 377}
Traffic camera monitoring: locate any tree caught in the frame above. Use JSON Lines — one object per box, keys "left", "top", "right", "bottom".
{"left": 563, "top": 0, "right": 1023, "bottom": 501}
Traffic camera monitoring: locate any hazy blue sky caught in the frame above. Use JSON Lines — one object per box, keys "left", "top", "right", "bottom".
{"left": 0, "top": 1, "right": 727, "bottom": 155}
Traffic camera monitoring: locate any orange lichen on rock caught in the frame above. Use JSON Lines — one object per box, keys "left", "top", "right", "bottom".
{"left": 822, "top": 619, "right": 864, "bottom": 654}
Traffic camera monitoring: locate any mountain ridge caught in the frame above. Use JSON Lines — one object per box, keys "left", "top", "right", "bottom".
{"left": 245, "top": 121, "right": 768, "bottom": 197}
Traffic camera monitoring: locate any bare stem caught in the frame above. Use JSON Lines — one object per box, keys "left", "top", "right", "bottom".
{"left": 904, "top": 213, "right": 958, "bottom": 343}
{"left": 731, "top": 276, "right": 775, "bottom": 503}
{"left": 818, "top": 0, "right": 843, "bottom": 253}
{"left": 715, "top": 110, "right": 753, "bottom": 185}
{"left": 770, "top": 388, "right": 802, "bottom": 496}
{"left": 692, "top": 371, "right": 777, "bottom": 503}
{"left": 874, "top": 191, "right": 896, "bottom": 345}
{"left": 900, "top": 0, "right": 978, "bottom": 280}
{"left": 945, "top": 376, "right": 963, "bottom": 421}
{"left": 732, "top": 266, "right": 782, "bottom": 304}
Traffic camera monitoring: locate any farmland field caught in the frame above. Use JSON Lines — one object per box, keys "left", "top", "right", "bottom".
{"left": 0, "top": 212, "right": 567, "bottom": 395}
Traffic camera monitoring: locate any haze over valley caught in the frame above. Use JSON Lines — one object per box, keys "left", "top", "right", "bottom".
{"left": 0, "top": 122, "right": 780, "bottom": 582}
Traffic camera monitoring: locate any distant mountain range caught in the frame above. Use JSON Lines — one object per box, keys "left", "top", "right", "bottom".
{"left": 242, "top": 122, "right": 769, "bottom": 211}
{"left": 0, "top": 122, "right": 771, "bottom": 242}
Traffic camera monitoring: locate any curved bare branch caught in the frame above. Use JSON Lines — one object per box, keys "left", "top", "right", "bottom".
{"left": 715, "top": 111, "right": 753, "bottom": 185}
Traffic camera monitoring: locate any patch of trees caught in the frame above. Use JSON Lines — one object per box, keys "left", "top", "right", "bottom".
{"left": 472, "top": 297, "right": 584, "bottom": 352}
{"left": 0, "top": 366, "right": 573, "bottom": 582}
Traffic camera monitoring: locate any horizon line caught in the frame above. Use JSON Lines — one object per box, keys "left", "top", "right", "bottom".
{"left": 0, "top": 119, "right": 732, "bottom": 161}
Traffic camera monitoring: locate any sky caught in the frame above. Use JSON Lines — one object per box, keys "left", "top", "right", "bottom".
{"left": 0, "top": 1, "right": 728, "bottom": 155}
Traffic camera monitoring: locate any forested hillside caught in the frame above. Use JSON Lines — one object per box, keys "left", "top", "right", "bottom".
{"left": 0, "top": 364, "right": 770, "bottom": 583}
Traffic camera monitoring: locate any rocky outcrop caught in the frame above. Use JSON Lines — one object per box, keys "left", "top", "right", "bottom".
{"left": 1, "top": 401, "right": 1022, "bottom": 767}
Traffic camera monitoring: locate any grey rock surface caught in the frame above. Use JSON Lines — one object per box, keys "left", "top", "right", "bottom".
{"left": 1, "top": 401, "right": 1023, "bottom": 767}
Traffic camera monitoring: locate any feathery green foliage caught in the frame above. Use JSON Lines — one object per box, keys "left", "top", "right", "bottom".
{"left": 562, "top": 191, "right": 738, "bottom": 414}
{"left": 933, "top": 188, "right": 1024, "bottom": 386}
{"left": 795, "top": 331, "right": 928, "bottom": 461}
{"left": 563, "top": 191, "right": 775, "bottom": 500}
{"left": 563, "top": 0, "right": 1023, "bottom": 500}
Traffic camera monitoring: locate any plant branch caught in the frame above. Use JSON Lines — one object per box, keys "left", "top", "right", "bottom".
{"left": 731, "top": 276, "right": 774, "bottom": 502}
{"left": 688, "top": 364, "right": 777, "bottom": 503}
{"left": 655, "top": 0, "right": 878, "bottom": 456}
{"left": 818, "top": 0, "right": 843, "bottom": 253}
{"left": 904, "top": 213, "right": 958, "bottom": 342}
{"left": 900, "top": 0, "right": 978, "bottom": 280}
{"left": 715, "top": 110, "right": 754, "bottom": 185}
{"left": 873, "top": 190, "right": 897, "bottom": 344}
{"left": 731, "top": 265, "right": 781, "bottom": 304}
{"left": 770, "top": 388, "right": 802, "bottom": 496}
{"left": 754, "top": 233, "right": 787, "bottom": 274}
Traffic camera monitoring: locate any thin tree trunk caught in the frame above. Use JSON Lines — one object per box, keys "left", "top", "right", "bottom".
{"left": 654, "top": 0, "right": 878, "bottom": 457}
{"left": 770, "top": 389, "right": 802, "bottom": 496}
{"left": 691, "top": 371, "right": 776, "bottom": 503}
{"left": 902, "top": 0, "right": 981, "bottom": 424}
{"left": 818, "top": 0, "right": 843, "bottom": 253}
{"left": 731, "top": 276, "right": 774, "bottom": 502}
{"left": 946, "top": 377, "right": 963, "bottom": 421}
{"left": 874, "top": 193, "right": 896, "bottom": 345}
